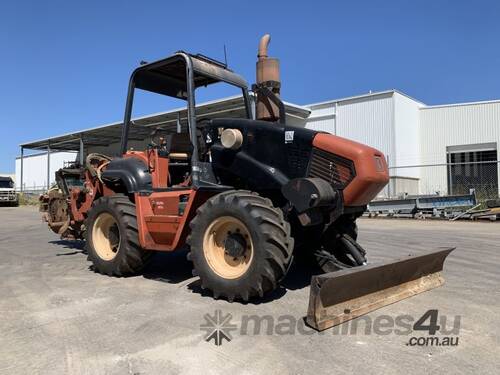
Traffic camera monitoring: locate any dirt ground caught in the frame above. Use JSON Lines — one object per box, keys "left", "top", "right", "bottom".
{"left": 1, "top": 206, "right": 499, "bottom": 374}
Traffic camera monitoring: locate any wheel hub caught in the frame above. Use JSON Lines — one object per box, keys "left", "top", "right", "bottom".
{"left": 92, "top": 212, "right": 121, "bottom": 261}
{"left": 202, "top": 216, "right": 254, "bottom": 279}
{"left": 224, "top": 232, "right": 247, "bottom": 258}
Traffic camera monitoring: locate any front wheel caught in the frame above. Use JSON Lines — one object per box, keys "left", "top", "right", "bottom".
{"left": 85, "top": 195, "right": 151, "bottom": 276}
{"left": 315, "top": 217, "right": 366, "bottom": 272}
{"left": 187, "top": 190, "right": 294, "bottom": 302}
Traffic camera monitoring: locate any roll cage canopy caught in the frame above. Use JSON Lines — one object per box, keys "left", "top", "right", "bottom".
{"left": 120, "top": 51, "right": 252, "bottom": 157}
{"left": 132, "top": 52, "right": 248, "bottom": 98}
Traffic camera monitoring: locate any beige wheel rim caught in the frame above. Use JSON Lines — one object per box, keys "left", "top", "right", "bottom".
{"left": 92, "top": 212, "right": 121, "bottom": 261}
{"left": 203, "top": 216, "right": 254, "bottom": 279}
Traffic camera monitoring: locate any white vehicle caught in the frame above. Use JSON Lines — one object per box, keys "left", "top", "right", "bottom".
{"left": 0, "top": 176, "right": 18, "bottom": 206}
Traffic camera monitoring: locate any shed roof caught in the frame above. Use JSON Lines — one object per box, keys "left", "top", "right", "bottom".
{"left": 305, "top": 89, "right": 426, "bottom": 108}
{"left": 21, "top": 95, "right": 310, "bottom": 151}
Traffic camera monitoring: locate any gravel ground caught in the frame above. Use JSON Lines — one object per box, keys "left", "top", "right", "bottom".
{"left": 0, "top": 206, "right": 499, "bottom": 374}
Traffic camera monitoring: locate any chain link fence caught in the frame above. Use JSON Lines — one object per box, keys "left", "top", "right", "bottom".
{"left": 383, "top": 161, "right": 499, "bottom": 205}
{"left": 16, "top": 185, "right": 47, "bottom": 195}
{"left": 15, "top": 160, "right": 500, "bottom": 206}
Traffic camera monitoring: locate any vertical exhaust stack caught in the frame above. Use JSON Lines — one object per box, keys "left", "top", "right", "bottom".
{"left": 256, "top": 34, "right": 281, "bottom": 122}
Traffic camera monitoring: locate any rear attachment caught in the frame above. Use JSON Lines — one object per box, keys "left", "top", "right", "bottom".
{"left": 306, "top": 247, "right": 454, "bottom": 331}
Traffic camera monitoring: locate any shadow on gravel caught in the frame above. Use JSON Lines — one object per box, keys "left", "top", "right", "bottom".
{"left": 186, "top": 278, "right": 288, "bottom": 305}
{"left": 49, "top": 238, "right": 318, "bottom": 304}
{"left": 281, "top": 261, "right": 317, "bottom": 291}
{"left": 49, "top": 240, "right": 86, "bottom": 256}
{"left": 142, "top": 249, "right": 310, "bottom": 304}
{"left": 185, "top": 258, "right": 316, "bottom": 305}
{"left": 143, "top": 248, "right": 194, "bottom": 284}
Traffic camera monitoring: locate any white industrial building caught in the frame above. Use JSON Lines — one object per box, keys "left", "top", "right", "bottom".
{"left": 16, "top": 90, "right": 500, "bottom": 200}
{"left": 304, "top": 91, "right": 499, "bottom": 199}
{"left": 305, "top": 91, "right": 423, "bottom": 196}
{"left": 14, "top": 151, "right": 77, "bottom": 193}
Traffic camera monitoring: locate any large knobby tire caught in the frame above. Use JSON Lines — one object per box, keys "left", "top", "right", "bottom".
{"left": 187, "top": 190, "right": 294, "bottom": 302}
{"left": 85, "top": 195, "right": 151, "bottom": 276}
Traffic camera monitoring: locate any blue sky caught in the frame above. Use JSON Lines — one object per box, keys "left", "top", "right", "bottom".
{"left": 1, "top": 0, "right": 500, "bottom": 172}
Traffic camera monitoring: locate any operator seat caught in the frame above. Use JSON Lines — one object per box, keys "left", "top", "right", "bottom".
{"left": 166, "top": 133, "right": 191, "bottom": 161}
{"left": 166, "top": 131, "right": 205, "bottom": 161}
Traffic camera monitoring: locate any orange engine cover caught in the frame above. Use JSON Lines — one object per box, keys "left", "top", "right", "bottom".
{"left": 312, "top": 133, "right": 389, "bottom": 207}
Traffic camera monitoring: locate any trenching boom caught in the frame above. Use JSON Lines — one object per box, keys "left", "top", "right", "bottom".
{"left": 306, "top": 247, "right": 455, "bottom": 331}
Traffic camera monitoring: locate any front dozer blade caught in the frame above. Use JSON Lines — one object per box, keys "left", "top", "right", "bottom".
{"left": 306, "top": 247, "right": 454, "bottom": 331}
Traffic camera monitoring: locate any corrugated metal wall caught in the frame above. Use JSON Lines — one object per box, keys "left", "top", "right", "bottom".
{"left": 306, "top": 92, "right": 395, "bottom": 165}
{"left": 304, "top": 103, "right": 336, "bottom": 133}
{"left": 419, "top": 101, "right": 500, "bottom": 195}
{"left": 336, "top": 94, "right": 395, "bottom": 165}
{"left": 306, "top": 93, "right": 396, "bottom": 198}
{"left": 15, "top": 151, "right": 77, "bottom": 191}
{"left": 393, "top": 93, "right": 422, "bottom": 178}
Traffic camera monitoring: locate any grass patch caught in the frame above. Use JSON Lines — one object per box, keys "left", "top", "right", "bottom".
{"left": 18, "top": 193, "right": 39, "bottom": 206}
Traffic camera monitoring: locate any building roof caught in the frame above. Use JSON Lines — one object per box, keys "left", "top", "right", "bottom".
{"left": 20, "top": 95, "right": 310, "bottom": 151}
{"left": 304, "top": 89, "right": 426, "bottom": 108}
{"left": 420, "top": 98, "right": 500, "bottom": 110}
{"left": 306, "top": 90, "right": 500, "bottom": 110}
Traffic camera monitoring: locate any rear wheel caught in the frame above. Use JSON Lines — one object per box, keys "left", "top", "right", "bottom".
{"left": 187, "top": 190, "right": 294, "bottom": 302}
{"left": 85, "top": 195, "right": 151, "bottom": 276}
